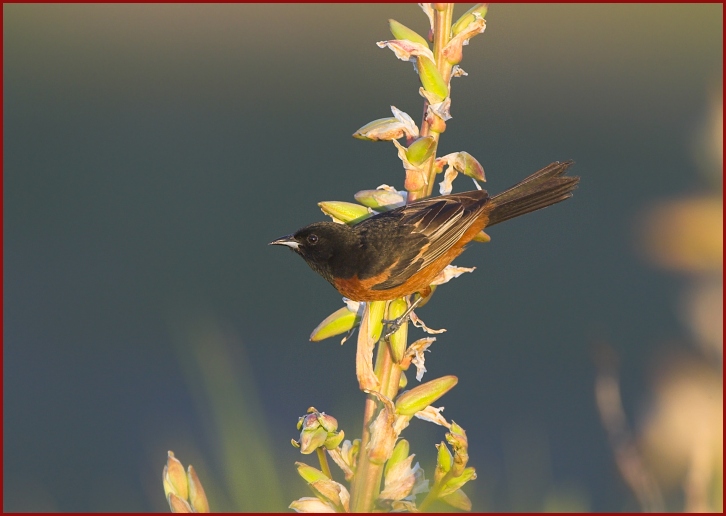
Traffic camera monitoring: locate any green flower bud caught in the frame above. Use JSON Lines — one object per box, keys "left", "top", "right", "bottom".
{"left": 456, "top": 151, "right": 486, "bottom": 181}
{"left": 368, "top": 300, "right": 387, "bottom": 343}
{"left": 441, "top": 488, "right": 473, "bottom": 511}
{"left": 472, "top": 230, "right": 491, "bottom": 243}
{"left": 296, "top": 462, "right": 330, "bottom": 483}
{"left": 447, "top": 422, "right": 468, "bottom": 450}
{"left": 416, "top": 56, "right": 448, "bottom": 102}
{"left": 436, "top": 441, "right": 453, "bottom": 473}
{"left": 163, "top": 451, "right": 189, "bottom": 501}
{"left": 399, "top": 371, "right": 408, "bottom": 389}
{"left": 318, "top": 201, "right": 371, "bottom": 224}
{"left": 324, "top": 429, "right": 345, "bottom": 450}
{"left": 440, "top": 466, "right": 477, "bottom": 497}
{"left": 405, "top": 136, "right": 437, "bottom": 166}
{"left": 452, "top": 3, "right": 488, "bottom": 36}
{"left": 354, "top": 189, "right": 406, "bottom": 210}
{"left": 395, "top": 375, "right": 458, "bottom": 415}
{"left": 167, "top": 492, "right": 193, "bottom": 513}
{"left": 310, "top": 306, "right": 360, "bottom": 342}
{"left": 297, "top": 410, "right": 344, "bottom": 454}
{"left": 187, "top": 465, "right": 209, "bottom": 513}
{"left": 430, "top": 115, "right": 447, "bottom": 133}
{"left": 353, "top": 117, "right": 407, "bottom": 141}
{"left": 300, "top": 427, "right": 328, "bottom": 454}
{"left": 389, "top": 19, "right": 429, "bottom": 47}
{"left": 318, "top": 413, "right": 338, "bottom": 433}
{"left": 385, "top": 439, "right": 410, "bottom": 478}
{"left": 298, "top": 411, "right": 328, "bottom": 454}
{"left": 387, "top": 298, "right": 409, "bottom": 363}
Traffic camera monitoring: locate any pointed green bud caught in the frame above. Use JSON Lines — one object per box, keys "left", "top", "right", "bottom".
{"left": 472, "top": 230, "right": 491, "bottom": 243}
{"left": 167, "top": 492, "right": 193, "bottom": 513}
{"left": 440, "top": 467, "right": 477, "bottom": 497}
{"left": 310, "top": 306, "right": 360, "bottom": 342}
{"left": 385, "top": 439, "right": 410, "bottom": 478}
{"left": 446, "top": 422, "right": 470, "bottom": 476}
{"left": 387, "top": 298, "right": 409, "bottom": 363}
{"left": 318, "top": 201, "right": 371, "bottom": 224}
{"left": 187, "top": 465, "right": 210, "bottom": 513}
{"left": 416, "top": 56, "right": 448, "bottom": 102}
{"left": 405, "top": 136, "right": 437, "bottom": 166}
{"left": 444, "top": 8, "right": 487, "bottom": 64}
{"left": 354, "top": 189, "right": 406, "bottom": 211}
{"left": 447, "top": 422, "right": 468, "bottom": 450}
{"left": 389, "top": 19, "right": 429, "bottom": 47}
{"left": 296, "top": 462, "right": 330, "bottom": 484}
{"left": 395, "top": 375, "right": 458, "bottom": 416}
{"left": 368, "top": 300, "right": 387, "bottom": 343}
{"left": 353, "top": 117, "right": 407, "bottom": 141}
{"left": 456, "top": 151, "right": 486, "bottom": 181}
{"left": 436, "top": 441, "right": 453, "bottom": 473}
{"left": 324, "top": 429, "right": 345, "bottom": 450}
{"left": 441, "top": 488, "right": 473, "bottom": 511}
{"left": 399, "top": 370, "right": 408, "bottom": 389}
{"left": 164, "top": 451, "right": 189, "bottom": 501}
{"left": 317, "top": 413, "right": 338, "bottom": 433}
{"left": 300, "top": 427, "right": 328, "bottom": 454}
{"left": 452, "top": 4, "right": 488, "bottom": 36}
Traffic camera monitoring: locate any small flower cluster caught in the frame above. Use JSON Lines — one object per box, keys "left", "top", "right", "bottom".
{"left": 290, "top": 387, "right": 476, "bottom": 512}
{"left": 163, "top": 451, "right": 209, "bottom": 513}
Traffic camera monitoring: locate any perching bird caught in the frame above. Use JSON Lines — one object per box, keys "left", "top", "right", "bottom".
{"left": 271, "top": 160, "right": 579, "bottom": 329}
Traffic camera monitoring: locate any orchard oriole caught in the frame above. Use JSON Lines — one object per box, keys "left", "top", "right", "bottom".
{"left": 271, "top": 160, "right": 579, "bottom": 329}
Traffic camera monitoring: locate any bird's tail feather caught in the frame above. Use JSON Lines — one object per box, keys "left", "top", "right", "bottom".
{"left": 487, "top": 160, "right": 579, "bottom": 227}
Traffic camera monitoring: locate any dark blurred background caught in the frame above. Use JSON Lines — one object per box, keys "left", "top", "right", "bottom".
{"left": 4, "top": 3, "right": 722, "bottom": 512}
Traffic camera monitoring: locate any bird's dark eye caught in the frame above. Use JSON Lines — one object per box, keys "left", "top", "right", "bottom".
{"left": 307, "top": 234, "right": 319, "bottom": 245}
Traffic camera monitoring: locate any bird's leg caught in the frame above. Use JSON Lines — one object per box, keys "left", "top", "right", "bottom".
{"left": 382, "top": 294, "right": 425, "bottom": 340}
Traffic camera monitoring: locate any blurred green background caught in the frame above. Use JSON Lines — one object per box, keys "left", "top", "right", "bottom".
{"left": 4, "top": 3, "right": 722, "bottom": 512}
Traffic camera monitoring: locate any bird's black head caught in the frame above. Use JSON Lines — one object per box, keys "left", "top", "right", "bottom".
{"left": 269, "top": 221, "right": 359, "bottom": 284}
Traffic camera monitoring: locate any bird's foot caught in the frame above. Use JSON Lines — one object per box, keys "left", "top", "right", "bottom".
{"left": 382, "top": 316, "right": 407, "bottom": 340}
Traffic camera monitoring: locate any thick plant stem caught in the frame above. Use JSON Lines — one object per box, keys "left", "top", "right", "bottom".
{"left": 352, "top": 6, "right": 455, "bottom": 511}
{"left": 350, "top": 302, "right": 405, "bottom": 512}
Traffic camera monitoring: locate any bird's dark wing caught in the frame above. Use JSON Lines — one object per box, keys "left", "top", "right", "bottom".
{"left": 355, "top": 190, "right": 489, "bottom": 290}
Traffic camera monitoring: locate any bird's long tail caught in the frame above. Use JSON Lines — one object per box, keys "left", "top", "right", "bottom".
{"left": 486, "top": 160, "right": 579, "bottom": 227}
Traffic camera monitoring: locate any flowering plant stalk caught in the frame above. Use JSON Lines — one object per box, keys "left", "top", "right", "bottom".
{"left": 292, "top": 4, "right": 488, "bottom": 513}
{"left": 162, "top": 3, "right": 489, "bottom": 513}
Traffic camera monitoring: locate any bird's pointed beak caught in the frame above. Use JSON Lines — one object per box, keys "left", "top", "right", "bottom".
{"left": 269, "top": 234, "right": 300, "bottom": 250}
